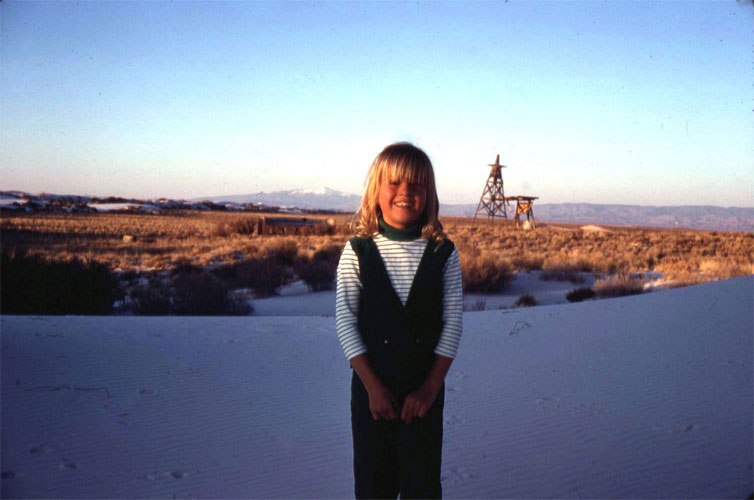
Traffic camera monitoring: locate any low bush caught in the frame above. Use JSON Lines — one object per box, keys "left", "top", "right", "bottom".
{"left": 566, "top": 287, "right": 597, "bottom": 302}
{"left": 263, "top": 239, "right": 299, "bottom": 266}
{"left": 235, "top": 257, "right": 288, "bottom": 297}
{"left": 172, "top": 268, "right": 251, "bottom": 315}
{"left": 129, "top": 267, "right": 251, "bottom": 315}
{"left": 212, "top": 217, "right": 259, "bottom": 237}
{"left": 513, "top": 293, "right": 537, "bottom": 307}
{"left": 295, "top": 258, "right": 336, "bottom": 292}
{"left": 230, "top": 217, "right": 259, "bottom": 236}
{"left": 594, "top": 273, "right": 645, "bottom": 298}
{"left": 460, "top": 253, "right": 514, "bottom": 293}
{"left": 1, "top": 250, "right": 120, "bottom": 314}
{"left": 511, "top": 255, "right": 544, "bottom": 272}
{"left": 312, "top": 244, "right": 343, "bottom": 268}
{"left": 130, "top": 279, "right": 172, "bottom": 315}
{"left": 539, "top": 266, "right": 585, "bottom": 284}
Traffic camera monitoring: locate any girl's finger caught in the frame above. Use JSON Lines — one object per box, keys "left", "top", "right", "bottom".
{"left": 417, "top": 405, "right": 427, "bottom": 418}
{"left": 387, "top": 400, "right": 397, "bottom": 419}
{"left": 405, "top": 401, "right": 417, "bottom": 423}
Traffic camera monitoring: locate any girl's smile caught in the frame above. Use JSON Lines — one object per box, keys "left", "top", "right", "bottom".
{"left": 378, "top": 175, "right": 427, "bottom": 230}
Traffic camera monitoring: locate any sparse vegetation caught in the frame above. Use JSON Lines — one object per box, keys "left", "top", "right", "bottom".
{"left": 514, "top": 294, "right": 537, "bottom": 307}
{"left": 539, "top": 265, "right": 586, "bottom": 284}
{"left": 1, "top": 212, "right": 751, "bottom": 315}
{"left": 223, "top": 257, "right": 288, "bottom": 298}
{"left": 459, "top": 253, "right": 515, "bottom": 293}
{"left": 294, "top": 245, "right": 340, "bottom": 292}
{"left": 262, "top": 239, "right": 300, "bottom": 266}
{"left": 594, "top": 273, "right": 646, "bottom": 298}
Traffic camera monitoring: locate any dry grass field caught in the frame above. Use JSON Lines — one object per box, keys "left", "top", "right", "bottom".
{"left": 2, "top": 211, "right": 752, "bottom": 279}
{"left": 0, "top": 212, "right": 350, "bottom": 271}
{"left": 1, "top": 210, "right": 752, "bottom": 314}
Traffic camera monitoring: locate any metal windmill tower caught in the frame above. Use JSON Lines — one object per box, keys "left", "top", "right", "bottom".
{"left": 473, "top": 154, "right": 508, "bottom": 220}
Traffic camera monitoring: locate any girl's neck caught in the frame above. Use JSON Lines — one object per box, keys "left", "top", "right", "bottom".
{"left": 378, "top": 217, "right": 422, "bottom": 241}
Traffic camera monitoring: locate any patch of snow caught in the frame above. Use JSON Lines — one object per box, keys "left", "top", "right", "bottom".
{"left": 290, "top": 187, "right": 330, "bottom": 196}
{"left": 91, "top": 203, "right": 143, "bottom": 212}
{"left": 1, "top": 191, "right": 26, "bottom": 199}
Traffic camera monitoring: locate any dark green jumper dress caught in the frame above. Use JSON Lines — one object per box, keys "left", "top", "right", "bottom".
{"left": 349, "top": 234, "right": 455, "bottom": 499}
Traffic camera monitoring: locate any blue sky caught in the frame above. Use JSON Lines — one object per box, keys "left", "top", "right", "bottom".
{"left": 2, "top": 1, "right": 752, "bottom": 206}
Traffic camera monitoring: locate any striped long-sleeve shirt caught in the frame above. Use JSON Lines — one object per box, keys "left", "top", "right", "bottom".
{"left": 335, "top": 233, "right": 464, "bottom": 361}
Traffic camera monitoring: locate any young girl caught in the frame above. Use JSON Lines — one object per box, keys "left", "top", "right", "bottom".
{"left": 336, "top": 142, "right": 463, "bottom": 499}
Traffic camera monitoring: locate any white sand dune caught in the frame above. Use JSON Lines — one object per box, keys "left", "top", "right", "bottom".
{"left": 580, "top": 225, "right": 611, "bottom": 232}
{"left": 1, "top": 276, "right": 752, "bottom": 499}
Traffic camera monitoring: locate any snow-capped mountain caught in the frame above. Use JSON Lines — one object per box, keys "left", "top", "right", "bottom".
{"left": 196, "top": 187, "right": 362, "bottom": 212}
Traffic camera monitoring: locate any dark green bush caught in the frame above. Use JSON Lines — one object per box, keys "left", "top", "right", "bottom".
{"left": 1, "top": 250, "right": 120, "bottom": 314}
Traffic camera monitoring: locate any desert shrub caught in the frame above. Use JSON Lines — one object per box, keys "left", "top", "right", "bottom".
{"left": 312, "top": 243, "right": 344, "bottom": 268}
{"left": 594, "top": 273, "right": 645, "bottom": 298}
{"left": 698, "top": 259, "right": 753, "bottom": 280}
{"left": 295, "top": 258, "right": 336, "bottom": 292}
{"left": 212, "top": 222, "right": 231, "bottom": 238}
{"left": 0, "top": 250, "right": 120, "bottom": 314}
{"left": 513, "top": 293, "right": 537, "bottom": 307}
{"left": 460, "top": 254, "right": 514, "bottom": 293}
{"left": 235, "top": 257, "right": 287, "bottom": 297}
{"left": 230, "top": 217, "right": 259, "bottom": 236}
{"left": 172, "top": 269, "right": 251, "bottom": 315}
{"left": 511, "top": 255, "right": 544, "bottom": 272}
{"left": 593, "top": 259, "right": 628, "bottom": 275}
{"left": 294, "top": 243, "right": 341, "bottom": 291}
{"left": 130, "top": 279, "right": 172, "bottom": 315}
{"left": 566, "top": 287, "right": 596, "bottom": 303}
{"left": 263, "top": 239, "right": 299, "bottom": 266}
{"left": 129, "top": 268, "right": 251, "bottom": 315}
{"left": 539, "top": 267, "right": 585, "bottom": 284}
{"left": 212, "top": 217, "right": 259, "bottom": 237}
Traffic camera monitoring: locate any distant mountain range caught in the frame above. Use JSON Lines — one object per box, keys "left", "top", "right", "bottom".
{"left": 201, "top": 187, "right": 362, "bottom": 212}
{"left": 511, "top": 203, "right": 754, "bottom": 232}
{"left": 199, "top": 188, "right": 754, "bottom": 232}
{"left": 2, "top": 188, "right": 751, "bottom": 232}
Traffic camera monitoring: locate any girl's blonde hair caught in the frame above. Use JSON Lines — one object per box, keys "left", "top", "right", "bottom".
{"left": 352, "top": 142, "right": 446, "bottom": 242}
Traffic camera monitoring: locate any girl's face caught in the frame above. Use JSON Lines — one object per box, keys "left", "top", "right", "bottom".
{"left": 378, "top": 172, "right": 427, "bottom": 229}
